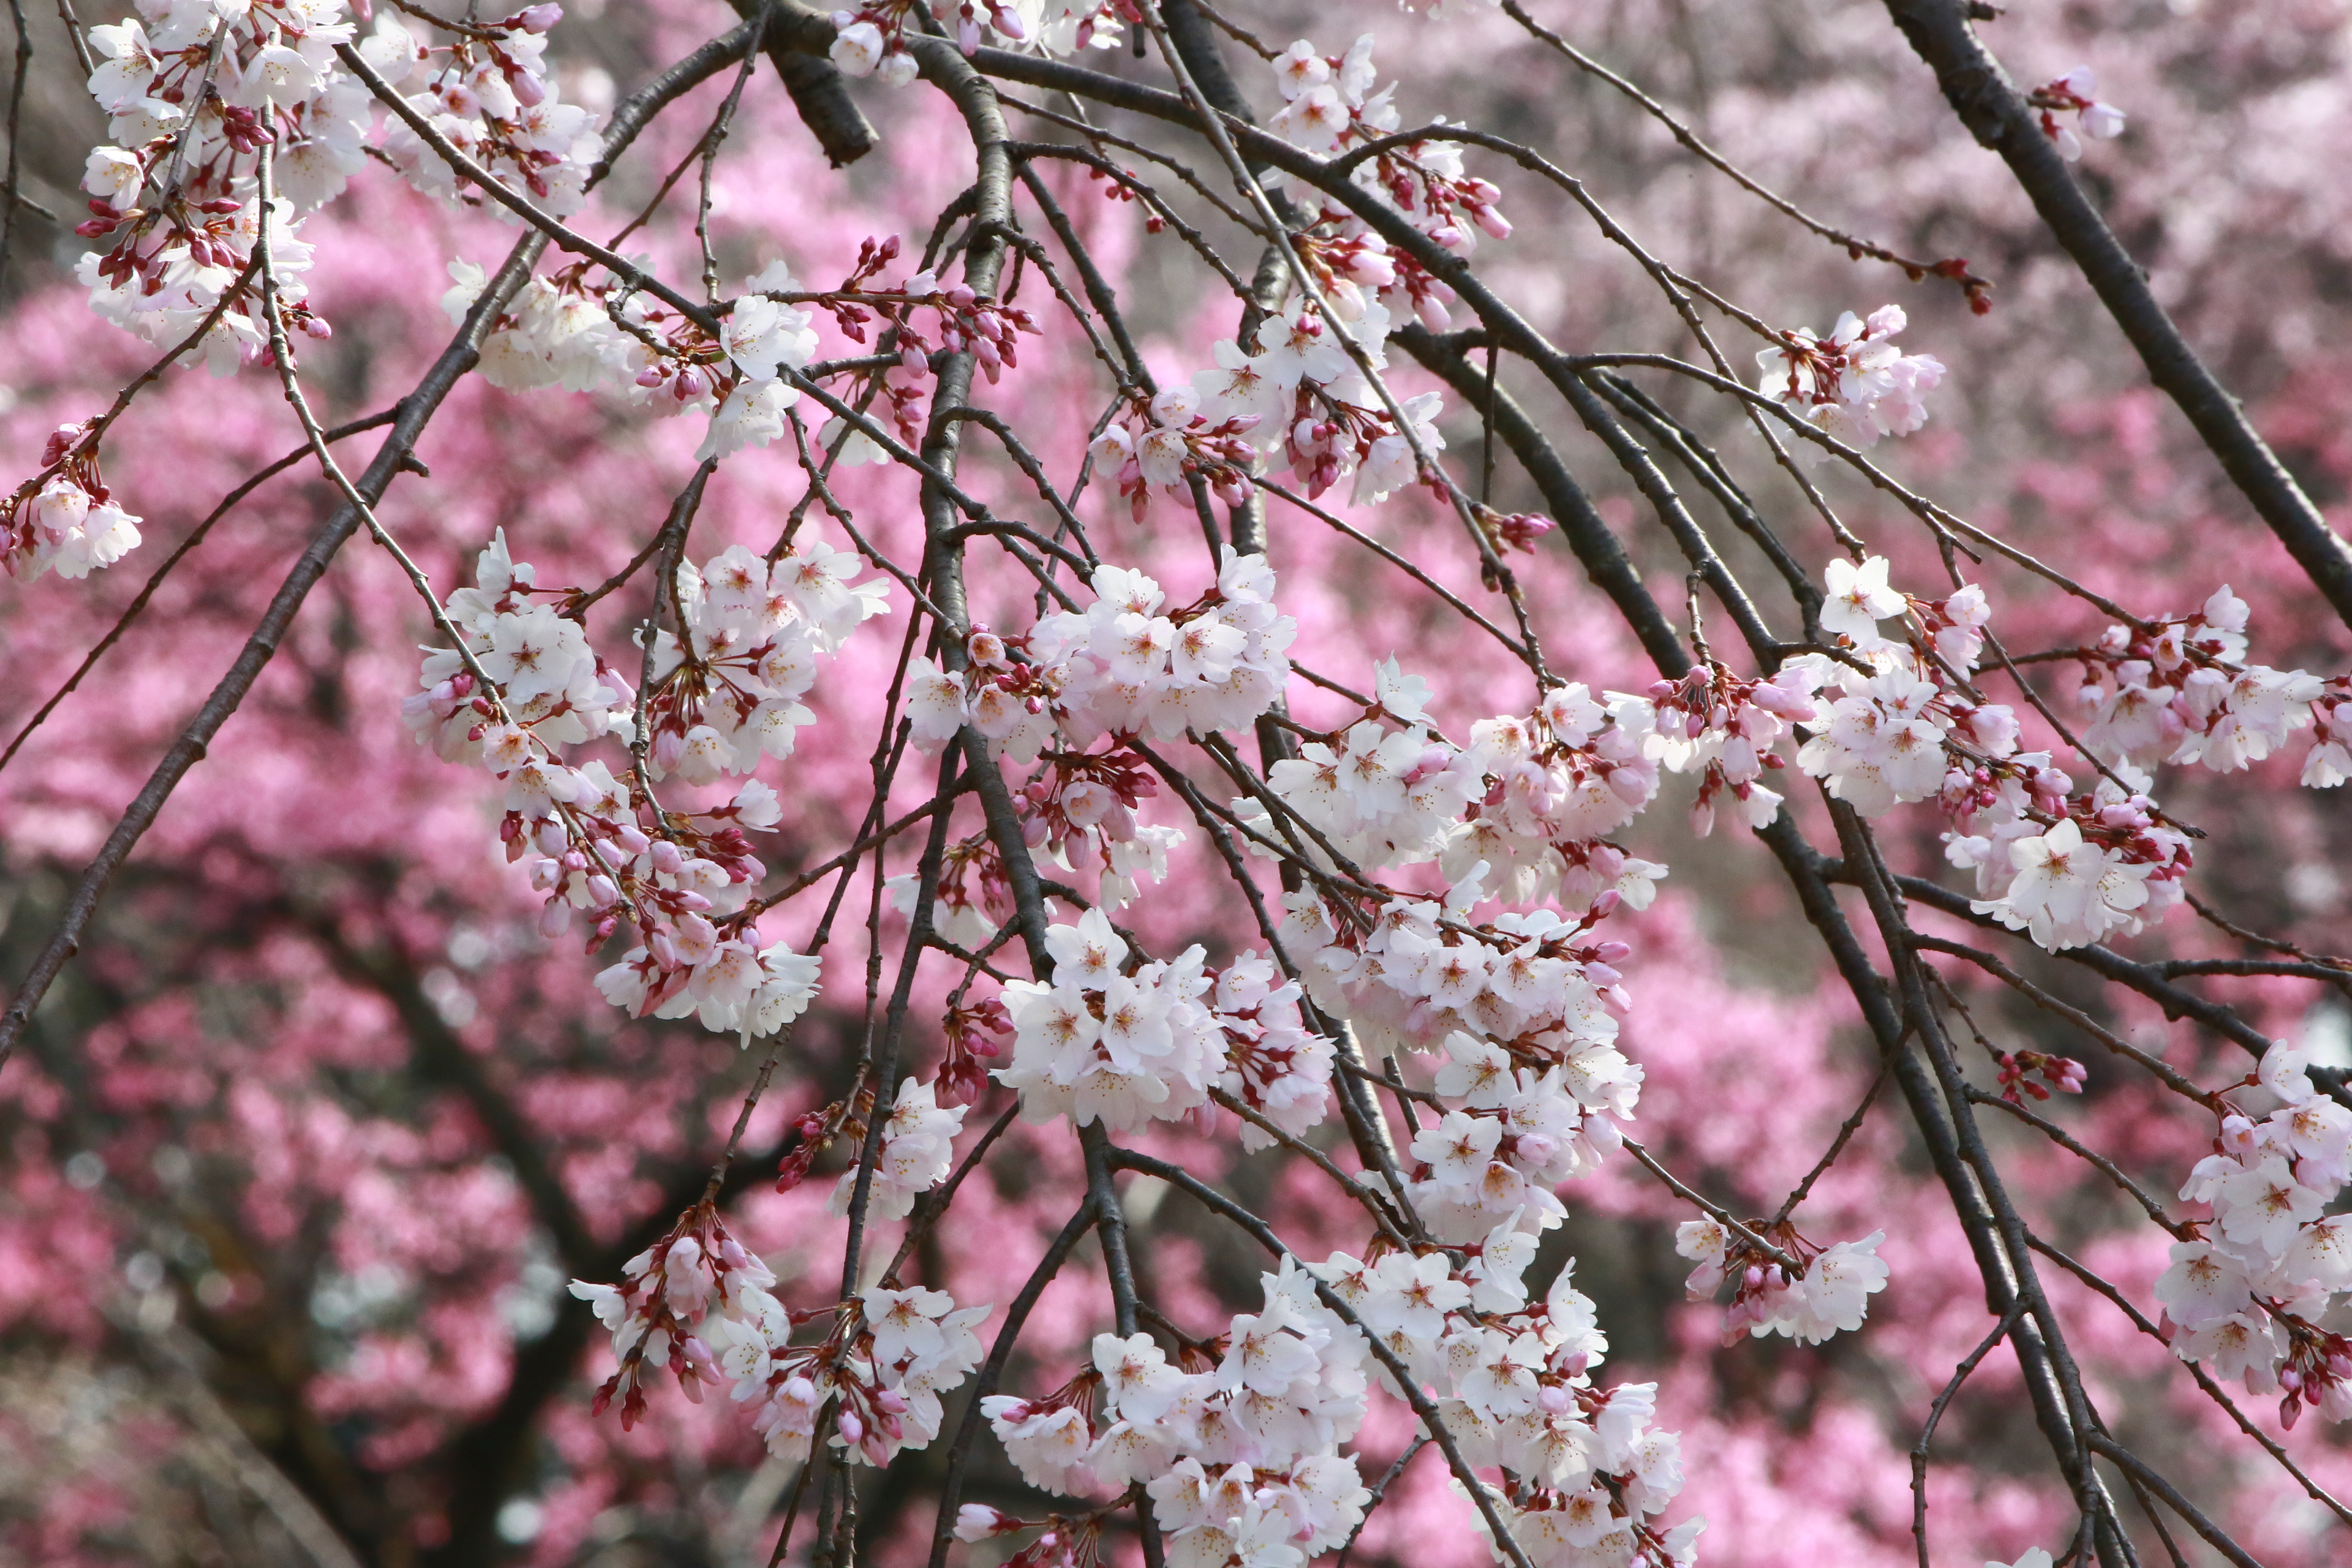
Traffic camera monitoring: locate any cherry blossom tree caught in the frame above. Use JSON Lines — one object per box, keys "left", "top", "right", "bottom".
{"left": 3, "top": 1, "right": 2350, "bottom": 1566}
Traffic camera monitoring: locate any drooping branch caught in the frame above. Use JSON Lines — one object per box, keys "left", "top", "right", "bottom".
{"left": 1882, "top": 0, "right": 2352, "bottom": 630}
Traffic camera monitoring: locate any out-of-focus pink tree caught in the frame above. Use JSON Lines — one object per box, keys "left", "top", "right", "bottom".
{"left": 2, "top": 1, "right": 2350, "bottom": 1567}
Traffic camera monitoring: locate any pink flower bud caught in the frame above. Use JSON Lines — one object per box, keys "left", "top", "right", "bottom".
{"left": 540, "top": 899, "right": 573, "bottom": 937}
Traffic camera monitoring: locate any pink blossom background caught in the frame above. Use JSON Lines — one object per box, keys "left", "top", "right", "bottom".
{"left": 3, "top": 0, "right": 2350, "bottom": 1564}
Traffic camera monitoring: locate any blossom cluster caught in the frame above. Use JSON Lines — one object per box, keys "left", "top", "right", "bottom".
{"left": 827, "top": 0, "right": 1128, "bottom": 89}
{"left": 75, "top": 0, "right": 350, "bottom": 370}
{"left": 1781, "top": 552, "right": 2351, "bottom": 951}
{"left": 567, "top": 1205, "right": 785, "bottom": 1428}
{"left": 984, "top": 1241, "right": 1694, "bottom": 1568}
{"left": 1673, "top": 1219, "right": 1891, "bottom": 1347}
{"left": 1080, "top": 34, "right": 1510, "bottom": 516}
{"left": 75, "top": 3, "right": 595, "bottom": 368}
{"left": 911, "top": 552, "right": 1294, "bottom": 760}
{"left": 1317, "top": 1242, "right": 1697, "bottom": 1568}
{"left": 445, "top": 232, "right": 1039, "bottom": 483}
{"left": 364, "top": 7, "right": 604, "bottom": 217}
{"left": 403, "top": 530, "right": 882, "bottom": 1041}
{"left": 1755, "top": 305, "right": 1946, "bottom": 456}
{"left": 1642, "top": 662, "right": 1819, "bottom": 838}
{"left": 31, "top": 2, "right": 602, "bottom": 584}
{"left": 827, "top": 1076, "right": 969, "bottom": 1220}
{"left": 570, "top": 1207, "right": 989, "bottom": 1466}
{"left": 1266, "top": 36, "right": 1510, "bottom": 331}
{"left": 2071, "top": 586, "right": 2333, "bottom": 781}
{"left": 2155, "top": 1041, "right": 2352, "bottom": 1427}
{"left": 982, "top": 1258, "right": 1371, "bottom": 1566}
{"left": 992, "top": 908, "right": 1333, "bottom": 1140}
{"left": 902, "top": 551, "right": 1288, "bottom": 912}
{"left": 1254, "top": 662, "right": 1663, "bottom": 908}
{"left": 1770, "top": 554, "right": 2176, "bottom": 951}
{"left": 440, "top": 255, "right": 824, "bottom": 464}
{"left": 1096, "top": 300, "right": 1447, "bottom": 514}
{"left": 1, "top": 423, "right": 144, "bottom": 582}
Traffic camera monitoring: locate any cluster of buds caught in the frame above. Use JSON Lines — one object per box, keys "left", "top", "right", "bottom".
{"left": 1373, "top": 149, "right": 1509, "bottom": 252}
{"left": 785, "top": 235, "right": 1039, "bottom": 388}
{"left": 1995, "top": 1049, "right": 2090, "bottom": 1104}
{"left": 1083, "top": 164, "right": 1167, "bottom": 233}
{"left": 1298, "top": 389, "right": 1446, "bottom": 510}
{"left": 1474, "top": 504, "right": 1555, "bottom": 558}
{"left": 1292, "top": 197, "right": 1466, "bottom": 330}
{"left": 1291, "top": 222, "right": 1399, "bottom": 323}
{"left": 2274, "top": 1316, "right": 2352, "bottom": 1429}
{"left": 3, "top": 423, "right": 144, "bottom": 582}
{"left": 938, "top": 995, "right": 1013, "bottom": 1106}
{"left": 772, "top": 1083, "right": 872, "bottom": 1194}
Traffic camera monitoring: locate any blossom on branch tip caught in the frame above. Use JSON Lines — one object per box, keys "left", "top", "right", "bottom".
{"left": 2030, "top": 67, "right": 2126, "bottom": 161}
{"left": 1757, "top": 307, "right": 1944, "bottom": 458}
